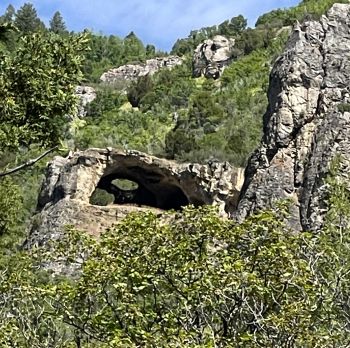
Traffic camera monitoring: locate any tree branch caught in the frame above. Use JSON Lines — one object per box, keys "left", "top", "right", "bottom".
{"left": 0, "top": 146, "right": 58, "bottom": 177}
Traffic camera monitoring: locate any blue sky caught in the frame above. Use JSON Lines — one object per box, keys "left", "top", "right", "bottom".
{"left": 0, "top": 0, "right": 300, "bottom": 51}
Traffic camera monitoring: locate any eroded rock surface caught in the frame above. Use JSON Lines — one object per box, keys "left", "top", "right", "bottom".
{"left": 100, "top": 56, "right": 183, "bottom": 84}
{"left": 75, "top": 86, "right": 96, "bottom": 117}
{"left": 27, "top": 149, "right": 244, "bottom": 247}
{"left": 193, "top": 35, "right": 235, "bottom": 79}
{"left": 236, "top": 4, "right": 350, "bottom": 230}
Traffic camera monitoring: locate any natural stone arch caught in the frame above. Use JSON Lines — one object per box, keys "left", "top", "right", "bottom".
{"left": 29, "top": 148, "right": 243, "bottom": 246}
{"left": 92, "top": 169, "right": 191, "bottom": 210}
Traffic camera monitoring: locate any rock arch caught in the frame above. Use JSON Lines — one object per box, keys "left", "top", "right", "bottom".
{"left": 94, "top": 172, "right": 190, "bottom": 210}
{"left": 29, "top": 148, "right": 243, "bottom": 244}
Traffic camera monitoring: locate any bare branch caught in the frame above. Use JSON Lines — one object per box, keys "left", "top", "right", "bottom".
{"left": 0, "top": 146, "right": 58, "bottom": 177}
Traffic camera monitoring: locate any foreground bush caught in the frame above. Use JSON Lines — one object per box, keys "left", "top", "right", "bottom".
{"left": 1, "top": 182, "right": 350, "bottom": 347}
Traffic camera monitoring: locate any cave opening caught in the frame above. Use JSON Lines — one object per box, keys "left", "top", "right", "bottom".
{"left": 90, "top": 171, "right": 190, "bottom": 211}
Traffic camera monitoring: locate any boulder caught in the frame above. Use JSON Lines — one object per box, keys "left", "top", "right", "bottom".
{"left": 75, "top": 85, "right": 96, "bottom": 117}
{"left": 192, "top": 35, "right": 235, "bottom": 79}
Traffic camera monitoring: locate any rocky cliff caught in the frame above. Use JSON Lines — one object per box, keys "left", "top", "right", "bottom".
{"left": 236, "top": 3, "right": 350, "bottom": 230}
{"left": 100, "top": 56, "right": 183, "bottom": 84}
{"left": 27, "top": 149, "right": 244, "bottom": 247}
{"left": 29, "top": 3, "right": 350, "bottom": 244}
{"left": 192, "top": 35, "right": 235, "bottom": 79}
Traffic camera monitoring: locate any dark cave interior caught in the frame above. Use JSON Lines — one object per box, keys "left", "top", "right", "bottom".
{"left": 90, "top": 168, "right": 191, "bottom": 210}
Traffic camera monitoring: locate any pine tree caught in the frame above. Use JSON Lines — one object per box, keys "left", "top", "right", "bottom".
{"left": 14, "top": 3, "right": 45, "bottom": 33}
{"left": 1, "top": 4, "right": 15, "bottom": 24}
{"left": 49, "top": 11, "right": 67, "bottom": 34}
{"left": 0, "top": 6, "right": 17, "bottom": 52}
{"left": 145, "top": 44, "right": 155, "bottom": 58}
{"left": 123, "top": 31, "right": 145, "bottom": 63}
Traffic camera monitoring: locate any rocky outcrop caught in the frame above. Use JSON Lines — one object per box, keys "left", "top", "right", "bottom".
{"left": 75, "top": 86, "right": 96, "bottom": 117}
{"left": 193, "top": 35, "right": 235, "bottom": 79}
{"left": 100, "top": 56, "right": 183, "bottom": 84}
{"left": 27, "top": 148, "right": 244, "bottom": 247}
{"left": 29, "top": 4, "right": 350, "bottom": 247}
{"left": 236, "top": 4, "right": 350, "bottom": 231}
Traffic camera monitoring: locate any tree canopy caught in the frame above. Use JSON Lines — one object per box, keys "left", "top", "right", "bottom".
{"left": 0, "top": 4, "right": 15, "bottom": 24}
{"left": 14, "top": 2, "right": 45, "bottom": 33}
{"left": 1, "top": 177, "right": 350, "bottom": 346}
{"left": 49, "top": 11, "right": 67, "bottom": 34}
{"left": 0, "top": 31, "right": 88, "bottom": 151}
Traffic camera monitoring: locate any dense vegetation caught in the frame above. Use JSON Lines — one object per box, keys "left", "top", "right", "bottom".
{"left": 75, "top": 22, "right": 283, "bottom": 165}
{"left": 0, "top": 0, "right": 349, "bottom": 346}
{"left": 73, "top": 0, "right": 348, "bottom": 166}
{"left": 256, "top": 0, "right": 349, "bottom": 27}
{"left": 1, "top": 171, "right": 350, "bottom": 346}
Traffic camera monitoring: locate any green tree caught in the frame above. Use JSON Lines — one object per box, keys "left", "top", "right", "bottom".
{"left": 0, "top": 177, "right": 22, "bottom": 249}
{"left": 7, "top": 195, "right": 346, "bottom": 347}
{"left": 0, "top": 14, "right": 18, "bottom": 52}
{"left": 229, "top": 14, "right": 247, "bottom": 34}
{"left": 122, "top": 31, "right": 145, "bottom": 63}
{"left": 218, "top": 15, "right": 247, "bottom": 37}
{"left": 2, "top": 173, "right": 350, "bottom": 346}
{"left": 86, "top": 86, "right": 126, "bottom": 118}
{"left": 0, "top": 32, "right": 88, "bottom": 151}
{"left": 0, "top": 4, "right": 15, "bottom": 24}
{"left": 145, "top": 43, "right": 155, "bottom": 58}
{"left": 256, "top": 0, "right": 349, "bottom": 28}
{"left": 165, "top": 128, "right": 197, "bottom": 159}
{"left": 0, "top": 30, "right": 88, "bottom": 252}
{"left": 49, "top": 11, "right": 67, "bottom": 34}
{"left": 189, "top": 90, "right": 225, "bottom": 128}
{"left": 127, "top": 74, "right": 153, "bottom": 107}
{"left": 14, "top": 3, "right": 45, "bottom": 33}
{"left": 171, "top": 38, "right": 193, "bottom": 56}
{"left": 0, "top": 22, "right": 17, "bottom": 49}
{"left": 106, "top": 34, "right": 123, "bottom": 64}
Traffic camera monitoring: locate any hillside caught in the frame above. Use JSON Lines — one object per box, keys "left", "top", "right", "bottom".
{"left": 73, "top": 0, "right": 348, "bottom": 167}
{"left": 1, "top": 0, "right": 350, "bottom": 346}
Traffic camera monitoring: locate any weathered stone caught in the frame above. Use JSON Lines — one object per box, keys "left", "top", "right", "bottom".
{"left": 27, "top": 149, "right": 244, "bottom": 247}
{"left": 75, "top": 85, "right": 96, "bottom": 117}
{"left": 100, "top": 56, "right": 183, "bottom": 84}
{"left": 192, "top": 35, "right": 235, "bottom": 79}
{"left": 236, "top": 4, "right": 350, "bottom": 231}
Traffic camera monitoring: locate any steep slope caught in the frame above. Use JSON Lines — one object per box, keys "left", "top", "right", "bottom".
{"left": 237, "top": 3, "right": 350, "bottom": 230}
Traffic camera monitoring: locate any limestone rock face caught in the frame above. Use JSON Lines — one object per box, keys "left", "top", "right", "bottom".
{"left": 193, "top": 35, "right": 235, "bottom": 79}
{"left": 75, "top": 86, "right": 96, "bottom": 117}
{"left": 100, "top": 56, "right": 183, "bottom": 84}
{"left": 27, "top": 149, "right": 244, "bottom": 247}
{"left": 236, "top": 4, "right": 350, "bottom": 230}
